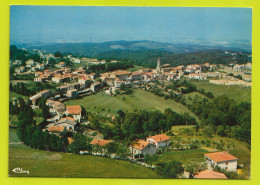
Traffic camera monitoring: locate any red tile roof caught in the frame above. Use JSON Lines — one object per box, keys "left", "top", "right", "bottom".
{"left": 67, "top": 105, "right": 81, "bottom": 115}
{"left": 60, "top": 117, "right": 75, "bottom": 122}
{"left": 205, "top": 151, "right": 238, "bottom": 162}
{"left": 147, "top": 134, "right": 170, "bottom": 143}
{"left": 195, "top": 170, "right": 228, "bottom": 179}
{"left": 132, "top": 140, "right": 150, "bottom": 150}
{"left": 90, "top": 139, "right": 112, "bottom": 147}
{"left": 48, "top": 126, "right": 65, "bottom": 132}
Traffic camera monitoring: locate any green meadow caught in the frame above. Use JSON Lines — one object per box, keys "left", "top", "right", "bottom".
{"left": 188, "top": 79, "right": 251, "bottom": 103}
{"left": 64, "top": 89, "right": 197, "bottom": 118}
{"left": 9, "top": 144, "right": 160, "bottom": 178}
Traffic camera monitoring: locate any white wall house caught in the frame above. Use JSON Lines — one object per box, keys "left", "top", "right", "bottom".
{"left": 130, "top": 140, "right": 156, "bottom": 158}
{"left": 146, "top": 134, "right": 170, "bottom": 148}
{"left": 66, "top": 105, "right": 82, "bottom": 122}
{"left": 204, "top": 151, "right": 238, "bottom": 172}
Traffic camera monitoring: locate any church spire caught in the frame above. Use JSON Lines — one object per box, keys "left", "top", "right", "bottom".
{"left": 156, "top": 57, "right": 161, "bottom": 73}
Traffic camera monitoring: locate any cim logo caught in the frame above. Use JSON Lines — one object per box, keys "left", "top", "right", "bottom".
{"left": 12, "top": 167, "right": 29, "bottom": 174}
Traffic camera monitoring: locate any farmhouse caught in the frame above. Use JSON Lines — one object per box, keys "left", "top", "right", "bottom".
{"left": 66, "top": 105, "right": 82, "bottom": 122}
{"left": 146, "top": 134, "right": 170, "bottom": 148}
{"left": 49, "top": 117, "right": 77, "bottom": 132}
{"left": 204, "top": 151, "right": 238, "bottom": 172}
{"left": 90, "top": 139, "right": 112, "bottom": 147}
{"left": 130, "top": 140, "right": 156, "bottom": 158}
{"left": 194, "top": 170, "right": 228, "bottom": 179}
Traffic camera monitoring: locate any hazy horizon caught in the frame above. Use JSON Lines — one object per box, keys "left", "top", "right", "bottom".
{"left": 10, "top": 6, "right": 252, "bottom": 45}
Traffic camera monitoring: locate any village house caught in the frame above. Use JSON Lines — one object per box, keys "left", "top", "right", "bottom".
{"left": 90, "top": 139, "right": 113, "bottom": 154}
{"left": 29, "top": 89, "right": 51, "bottom": 105}
{"left": 52, "top": 76, "right": 63, "bottom": 83}
{"left": 194, "top": 170, "right": 228, "bottom": 179}
{"left": 90, "top": 138, "right": 112, "bottom": 147}
{"left": 233, "top": 64, "right": 244, "bottom": 72}
{"left": 35, "top": 71, "right": 44, "bottom": 77}
{"left": 91, "top": 82, "right": 101, "bottom": 92}
{"left": 26, "top": 59, "right": 35, "bottom": 67}
{"left": 112, "top": 70, "right": 132, "bottom": 81}
{"left": 57, "top": 83, "right": 80, "bottom": 94}
{"left": 15, "top": 66, "right": 26, "bottom": 73}
{"left": 67, "top": 89, "right": 78, "bottom": 98}
{"left": 48, "top": 126, "right": 66, "bottom": 133}
{"left": 186, "top": 64, "right": 201, "bottom": 73}
{"left": 207, "top": 72, "right": 221, "bottom": 78}
{"left": 46, "top": 117, "right": 78, "bottom": 132}
{"left": 71, "top": 57, "right": 81, "bottom": 63}
{"left": 245, "top": 62, "right": 252, "bottom": 69}
{"left": 146, "top": 134, "right": 170, "bottom": 148}
{"left": 188, "top": 73, "right": 206, "bottom": 80}
{"left": 111, "top": 60, "right": 120, "bottom": 63}
{"left": 66, "top": 105, "right": 82, "bottom": 122}
{"left": 204, "top": 151, "right": 238, "bottom": 172}
{"left": 131, "top": 71, "right": 143, "bottom": 81}
{"left": 130, "top": 140, "right": 156, "bottom": 158}
{"left": 34, "top": 75, "right": 48, "bottom": 83}
{"left": 57, "top": 62, "right": 66, "bottom": 68}
{"left": 243, "top": 75, "right": 252, "bottom": 82}
{"left": 36, "top": 63, "right": 45, "bottom": 70}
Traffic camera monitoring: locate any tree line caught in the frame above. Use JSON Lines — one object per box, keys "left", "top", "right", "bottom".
{"left": 188, "top": 95, "right": 251, "bottom": 144}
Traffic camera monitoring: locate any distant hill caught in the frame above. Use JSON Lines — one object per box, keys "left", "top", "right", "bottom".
{"left": 96, "top": 49, "right": 251, "bottom": 68}
{"left": 17, "top": 40, "right": 251, "bottom": 57}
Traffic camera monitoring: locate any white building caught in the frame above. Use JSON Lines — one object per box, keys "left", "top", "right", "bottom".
{"left": 146, "top": 134, "right": 170, "bottom": 148}
{"left": 204, "top": 151, "right": 238, "bottom": 172}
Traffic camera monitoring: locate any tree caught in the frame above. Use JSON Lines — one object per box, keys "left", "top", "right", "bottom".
{"left": 105, "top": 142, "right": 118, "bottom": 157}
{"left": 81, "top": 106, "right": 87, "bottom": 119}
{"left": 156, "top": 161, "right": 184, "bottom": 178}
{"left": 31, "top": 127, "right": 44, "bottom": 149}
{"left": 115, "top": 146, "right": 129, "bottom": 159}
{"left": 185, "top": 161, "right": 207, "bottom": 178}
{"left": 70, "top": 133, "right": 88, "bottom": 154}
{"left": 49, "top": 134, "right": 59, "bottom": 151}
{"left": 144, "top": 154, "right": 159, "bottom": 167}
{"left": 54, "top": 51, "right": 62, "bottom": 58}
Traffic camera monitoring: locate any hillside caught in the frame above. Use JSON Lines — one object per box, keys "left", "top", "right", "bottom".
{"left": 9, "top": 144, "right": 160, "bottom": 178}
{"left": 64, "top": 89, "right": 198, "bottom": 120}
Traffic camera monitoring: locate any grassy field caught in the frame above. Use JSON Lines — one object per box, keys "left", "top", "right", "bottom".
{"left": 9, "top": 144, "right": 161, "bottom": 178}
{"left": 9, "top": 91, "right": 28, "bottom": 101}
{"left": 127, "top": 65, "right": 146, "bottom": 72}
{"left": 65, "top": 89, "right": 198, "bottom": 119}
{"left": 9, "top": 128, "right": 20, "bottom": 142}
{"left": 183, "top": 92, "right": 208, "bottom": 104}
{"left": 160, "top": 149, "right": 207, "bottom": 163}
{"left": 188, "top": 79, "right": 251, "bottom": 103}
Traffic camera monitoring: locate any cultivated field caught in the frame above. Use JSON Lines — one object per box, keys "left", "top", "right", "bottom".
{"left": 9, "top": 144, "right": 161, "bottom": 178}
{"left": 65, "top": 89, "right": 197, "bottom": 118}
{"left": 188, "top": 79, "right": 251, "bottom": 103}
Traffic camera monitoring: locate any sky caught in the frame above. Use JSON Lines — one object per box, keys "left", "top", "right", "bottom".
{"left": 10, "top": 6, "right": 252, "bottom": 44}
